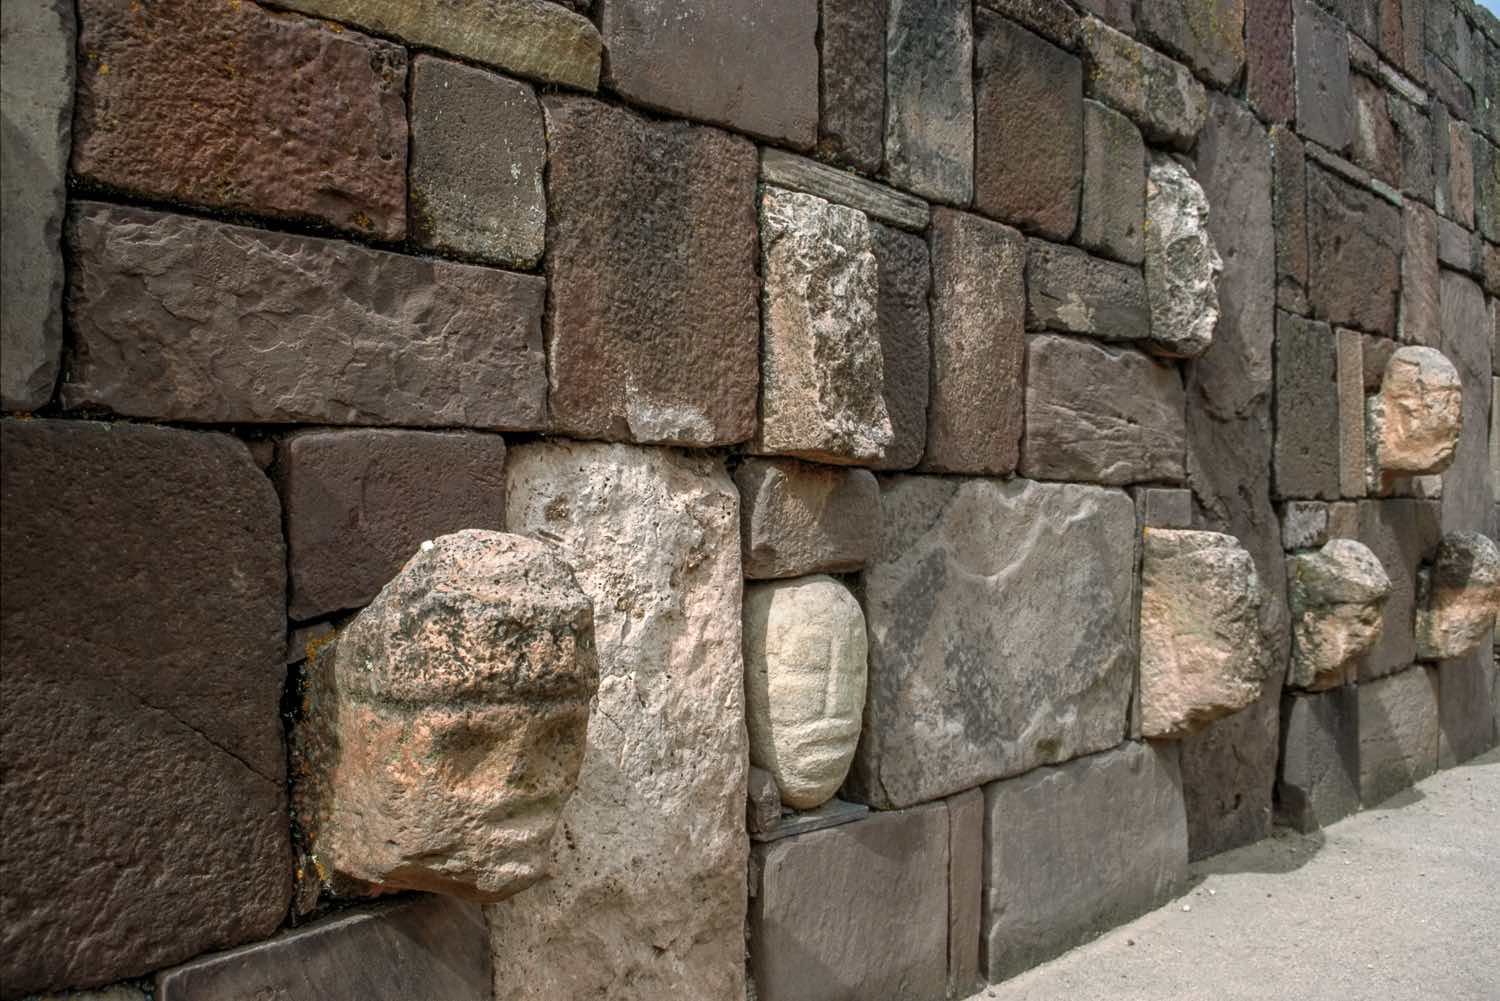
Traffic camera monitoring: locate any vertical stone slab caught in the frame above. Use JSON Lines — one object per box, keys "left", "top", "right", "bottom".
{"left": 884, "top": 0, "right": 974, "bottom": 204}
{"left": 1274, "top": 313, "right": 1340, "bottom": 500}
{"left": 1306, "top": 162, "right": 1403, "bottom": 337}
{"left": 1294, "top": 0, "right": 1354, "bottom": 153}
{"left": 1439, "top": 271, "right": 1495, "bottom": 535}
{"left": 1079, "top": 100, "right": 1146, "bottom": 265}
{"left": 1439, "top": 646, "right": 1498, "bottom": 766}
{"left": 819, "top": 0, "right": 886, "bottom": 172}
{"left": 0, "top": 0, "right": 72, "bottom": 411}
{"left": 1448, "top": 119, "right": 1477, "bottom": 229}
{"left": 1247, "top": 0, "right": 1295, "bottom": 123}
{"left": 1390, "top": 95, "right": 1436, "bottom": 205}
{"left": 1277, "top": 687, "right": 1360, "bottom": 832}
{"left": 488, "top": 442, "right": 747, "bottom": 1001}
{"left": 1273, "top": 125, "right": 1310, "bottom": 314}
{"left": 1337, "top": 328, "right": 1367, "bottom": 498}
{"left": 1355, "top": 499, "right": 1444, "bottom": 679}
{"left": 1402, "top": 202, "right": 1442, "bottom": 346}
{"left": 1358, "top": 665, "right": 1439, "bottom": 806}
{"left": 870, "top": 223, "right": 932, "bottom": 470}
{"left": 946, "top": 790, "right": 983, "bottom": 999}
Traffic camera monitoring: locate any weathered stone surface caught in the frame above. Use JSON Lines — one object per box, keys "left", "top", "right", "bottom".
{"left": 1307, "top": 140, "right": 1404, "bottom": 207}
{"left": 1439, "top": 212, "right": 1478, "bottom": 273}
{"left": 744, "top": 576, "right": 867, "bottom": 810}
{"left": 1449, "top": 120, "right": 1477, "bottom": 228}
{"left": 1247, "top": 0, "right": 1295, "bottom": 122}
{"left": 1076, "top": 0, "right": 1134, "bottom": 33}
{"left": 599, "top": 0, "right": 816, "bottom": 147}
{"left": 974, "top": 12, "right": 1082, "bottom": 240}
{"left": 1426, "top": 51, "right": 1474, "bottom": 121}
{"left": 543, "top": 98, "right": 758, "bottom": 446}
{"left": 1306, "top": 163, "right": 1403, "bottom": 336}
{"left": 73, "top": 0, "right": 407, "bottom": 239}
{"left": 409, "top": 57, "right": 545, "bottom": 267}
{"left": 981, "top": 743, "right": 1188, "bottom": 981}
{"left": 156, "top": 897, "right": 490, "bottom": 1001}
{"left": 1276, "top": 687, "right": 1360, "bottom": 832}
{"left": 1293, "top": 0, "right": 1354, "bottom": 152}
{"left": 1351, "top": 74, "right": 1400, "bottom": 188}
{"left": 279, "top": 430, "right": 508, "bottom": 621}
{"left": 885, "top": 0, "right": 975, "bottom": 204}
{"left": 1273, "top": 125, "right": 1310, "bottom": 313}
{"left": 851, "top": 476, "right": 1135, "bottom": 809}
{"left": 487, "top": 443, "right": 747, "bottom": 1001}
{"left": 1478, "top": 137, "right": 1500, "bottom": 243}
{"left": 1282, "top": 501, "right": 1330, "bottom": 550}
{"left": 1355, "top": 499, "right": 1444, "bottom": 679}
{"left": 1078, "top": 17, "right": 1208, "bottom": 150}
{"left": 751, "top": 797, "right": 869, "bottom": 843}
{"left": 1274, "top": 313, "right": 1340, "bottom": 500}
{"left": 736, "top": 459, "right": 880, "bottom": 579}
{"left": 1366, "top": 346, "right": 1464, "bottom": 489}
{"left": 1136, "top": 487, "right": 1195, "bottom": 529}
{"left": 1, "top": 420, "right": 289, "bottom": 994}
{"left": 1415, "top": 532, "right": 1500, "bottom": 660}
{"left": 1137, "top": 0, "right": 1246, "bottom": 89}
{"left": 1402, "top": 203, "right": 1442, "bottom": 346}
{"left": 1359, "top": 665, "right": 1440, "bottom": 805}
{"left": 1287, "top": 539, "right": 1392, "bottom": 690}
{"left": 756, "top": 188, "right": 890, "bottom": 464}
{"left": 1435, "top": 102, "right": 1455, "bottom": 217}
{"left": 276, "top": 0, "right": 601, "bottom": 90}
{"left": 761, "top": 149, "right": 929, "bottom": 232}
{"left": 1025, "top": 240, "right": 1148, "bottom": 342}
{"left": 1390, "top": 94, "right": 1435, "bottom": 205}
{"left": 749, "top": 804, "right": 948, "bottom": 1001}
{"left": 1021, "top": 335, "right": 1187, "bottom": 485}
{"left": 1079, "top": 100, "right": 1146, "bottom": 264}
{"left": 977, "top": 0, "right": 1079, "bottom": 48}
{"left": 1438, "top": 646, "right": 1497, "bottom": 765}
{"left": 747, "top": 767, "right": 783, "bottom": 835}
{"left": 1338, "top": 328, "right": 1367, "bottom": 497}
{"left": 63, "top": 202, "right": 546, "bottom": 429}
{"left": 1144, "top": 154, "right": 1222, "bottom": 358}
{"left": 1439, "top": 271, "right": 1494, "bottom": 535}
{"left": 818, "top": 0, "right": 886, "bottom": 171}
{"left": 921, "top": 210, "right": 1026, "bottom": 474}
{"left": 947, "top": 789, "right": 984, "bottom": 999}
{"left": 0, "top": 0, "right": 71, "bottom": 411}
{"left": 871, "top": 224, "right": 932, "bottom": 470}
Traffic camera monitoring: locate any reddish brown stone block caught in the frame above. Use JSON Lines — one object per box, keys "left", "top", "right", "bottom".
{"left": 1306, "top": 163, "right": 1402, "bottom": 336}
{"left": 819, "top": 0, "right": 886, "bottom": 172}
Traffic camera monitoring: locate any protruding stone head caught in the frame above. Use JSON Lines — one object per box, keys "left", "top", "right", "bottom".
{"left": 743, "top": 575, "right": 868, "bottom": 810}
{"left": 294, "top": 530, "right": 598, "bottom": 903}
{"left": 1287, "top": 539, "right": 1391, "bottom": 690}
{"left": 1143, "top": 154, "right": 1222, "bottom": 359}
{"left": 1415, "top": 532, "right": 1500, "bottom": 661}
{"left": 1367, "top": 345, "right": 1463, "bottom": 483}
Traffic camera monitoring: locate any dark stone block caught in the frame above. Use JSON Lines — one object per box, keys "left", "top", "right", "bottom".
{"left": 1273, "top": 125, "right": 1309, "bottom": 313}
{"left": 1025, "top": 239, "right": 1148, "bottom": 340}
{"left": 884, "top": 0, "right": 975, "bottom": 203}
{"left": 871, "top": 223, "right": 932, "bottom": 470}
{"left": 1247, "top": 0, "right": 1294, "bottom": 122}
{"left": 1293, "top": 0, "right": 1354, "bottom": 153}
{"left": 1355, "top": 499, "right": 1444, "bottom": 680}
{"left": 1306, "top": 163, "right": 1402, "bottom": 336}
{"left": 1277, "top": 687, "right": 1360, "bottom": 832}
{"left": 1137, "top": 0, "right": 1246, "bottom": 89}
{"left": 1079, "top": 100, "right": 1146, "bottom": 264}
{"left": 819, "top": 0, "right": 887, "bottom": 172}
{"left": 1274, "top": 313, "right": 1340, "bottom": 500}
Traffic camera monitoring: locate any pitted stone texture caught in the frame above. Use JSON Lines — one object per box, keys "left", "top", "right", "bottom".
{"left": 1307, "top": 163, "right": 1402, "bottom": 337}
{"left": 598, "top": 0, "right": 816, "bottom": 147}
{"left": 922, "top": 210, "right": 1026, "bottom": 474}
{"left": 1021, "top": 335, "right": 1187, "bottom": 486}
{"left": 1, "top": 0, "right": 71, "bottom": 411}
{"left": 1140, "top": 530, "right": 1269, "bottom": 739}
{"left": 487, "top": 443, "right": 747, "bottom": 1001}
{"left": 736, "top": 459, "right": 880, "bottom": 580}
{"left": 1025, "top": 240, "right": 1149, "bottom": 341}
{"left": 1282, "top": 501, "right": 1330, "bottom": 550}
{"left": 1, "top": 420, "right": 289, "bottom": 995}
{"left": 1359, "top": 666, "right": 1439, "bottom": 805}
{"left": 1367, "top": 346, "right": 1464, "bottom": 483}
{"left": 756, "top": 188, "right": 890, "bottom": 464}
{"left": 279, "top": 430, "right": 508, "bottom": 622}
{"left": 72, "top": 0, "right": 406, "bottom": 240}
{"left": 1137, "top": 0, "right": 1246, "bottom": 89}
{"left": 1415, "top": 532, "right": 1500, "bottom": 660}
{"left": 1287, "top": 539, "right": 1392, "bottom": 690}
{"left": 1273, "top": 125, "right": 1309, "bottom": 313}
{"left": 274, "top": 0, "right": 601, "bottom": 90}
{"left": 1355, "top": 499, "right": 1444, "bottom": 679}
{"left": 884, "top": 0, "right": 974, "bottom": 204}
{"left": 981, "top": 743, "right": 1188, "bottom": 982}
{"left": 1293, "top": 0, "right": 1353, "bottom": 153}
{"left": 543, "top": 98, "right": 758, "bottom": 447}
{"left": 1402, "top": 203, "right": 1442, "bottom": 347}
{"left": 1080, "top": 100, "right": 1146, "bottom": 265}
{"left": 977, "top": 0, "right": 1079, "bottom": 47}
{"left": 946, "top": 788, "right": 984, "bottom": 998}
{"left": 1144, "top": 155, "right": 1222, "bottom": 358}
{"left": 409, "top": 57, "right": 545, "bottom": 268}
{"left": 1277, "top": 687, "right": 1360, "bottom": 832}
{"left": 744, "top": 576, "right": 867, "bottom": 810}
{"left": 818, "top": 0, "right": 886, "bottom": 172}
{"left": 1438, "top": 271, "right": 1493, "bottom": 536}
{"left": 747, "top": 767, "right": 782, "bottom": 835}
{"left": 871, "top": 224, "right": 932, "bottom": 470}
{"left": 973, "top": 12, "right": 1082, "bottom": 241}
{"left": 1078, "top": 17, "right": 1208, "bottom": 151}
{"left": 1273, "top": 313, "right": 1340, "bottom": 501}
{"left": 851, "top": 476, "right": 1135, "bottom": 809}
{"left": 761, "top": 150, "right": 930, "bottom": 232}
{"left": 63, "top": 202, "right": 546, "bottom": 429}
{"left": 1137, "top": 487, "right": 1195, "bottom": 530}
{"left": 1246, "top": 0, "right": 1295, "bottom": 122}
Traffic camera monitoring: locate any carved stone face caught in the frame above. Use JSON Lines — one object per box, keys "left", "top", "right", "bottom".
{"left": 1415, "top": 532, "right": 1500, "bottom": 661}
{"left": 1287, "top": 539, "right": 1391, "bottom": 691}
{"left": 1369, "top": 346, "right": 1463, "bottom": 478}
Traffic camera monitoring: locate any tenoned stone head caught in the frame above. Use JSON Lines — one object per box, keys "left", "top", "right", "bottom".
{"left": 1367, "top": 345, "right": 1463, "bottom": 482}
{"left": 1415, "top": 532, "right": 1500, "bottom": 661}
{"left": 1286, "top": 539, "right": 1391, "bottom": 691}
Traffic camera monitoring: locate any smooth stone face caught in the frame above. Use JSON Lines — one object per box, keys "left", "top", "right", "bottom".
{"left": 72, "top": 0, "right": 407, "bottom": 239}
{"left": 1144, "top": 155, "right": 1222, "bottom": 358}
{"left": 1359, "top": 666, "right": 1439, "bottom": 806}
{"left": 1367, "top": 346, "right": 1464, "bottom": 479}
{"left": 981, "top": 742, "right": 1188, "bottom": 982}
{"left": 1439, "top": 647, "right": 1497, "bottom": 766}
{"left": 63, "top": 202, "right": 546, "bottom": 429}
{"left": 1, "top": 421, "right": 289, "bottom": 995}
{"left": 884, "top": 0, "right": 975, "bottom": 203}
{"left": 1307, "top": 163, "right": 1403, "bottom": 337}
{"left": 1273, "top": 313, "right": 1340, "bottom": 501}
{"left": 1277, "top": 687, "right": 1360, "bottom": 832}
{"left": 487, "top": 443, "right": 747, "bottom": 1001}
{"left": 543, "top": 98, "right": 759, "bottom": 447}
{"left": 1293, "top": 0, "right": 1354, "bottom": 152}
{"left": 871, "top": 223, "right": 933, "bottom": 470}
{"left": 817, "top": 0, "right": 886, "bottom": 171}
{"left": 1415, "top": 532, "right": 1500, "bottom": 660}
{"left": 744, "top": 576, "right": 868, "bottom": 810}
{"left": 736, "top": 459, "right": 881, "bottom": 579}
{"left": 1356, "top": 499, "right": 1445, "bottom": 680}
{"left": 1079, "top": 100, "right": 1146, "bottom": 265}
{"left": 1140, "top": 530, "right": 1269, "bottom": 739}
{"left": 1025, "top": 240, "right": 1149, "bottom": 341}
{"left": 1137, "top": 0, "right": 1246, "bottom": 89}
{"left": 1136, "top": 487, "right": 1195, "bottom": 529}
{"left": 851, "top": 476, "right": 1136, "bottom": 809}
{"left": 755, "top": 188, "right": 891, "bottom": 464}
{"left": 1287, "top": 539, "right": 1392, "bottom": 690}
{"left": 1077, "top": 17, "right": 1208, "bottom": 151}
{"left": 0, "top": 0, "right": 71, "bottom": 411}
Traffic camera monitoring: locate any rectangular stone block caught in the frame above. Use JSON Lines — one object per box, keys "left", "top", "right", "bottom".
{"left": 852, "top": 476, "right": 1136, "bottom": 809}
{"left": 1277, "top": 687, "right": 1360, "bottom": 832}
{"left": 1077, "top": 17, "right": 1207, "bottom": 151}
{"left": 1478, "top": 136, "right": 1500, "bottom": 244}
{"left": 1358, "top": 665, "right": 1439, "bottom": 806}
{"left": 1282, "top": 500, "right": 1330, "bottom": 550}
{"left": 1021, "top": 335, "right": 1187, "bottom": 486}
{"left": 982, "top": 742, "right": 1188, "bottom": 982}
{"left": 1439, "top": 215, "right": 1479, "bottom": 272}
{"left": 735, "top": 458, "right": 880, "bottom": 579}
{"left": 871, "top": 224, "right": 933, "bottom": 470}
{"left": 884, "top": 0, "right": 974, "bottom": 203}
{"left": 1307, "top": 162, "right": 1403, "bottom": 337}
{"left": 947, "top": 789, "right": 984, "bottom": 999}
{"left": 63, "top": 203, "right": 546, "bottom": 430}
{"left": 1402, "top": 202, "right": 1442, "bottom": 345}
{"left": 1439, "top": 271, "right": 1495, "bottom": 535}
{"left": 1439, "top": 645, "right": 1498, "bottom": 766}
{"left": 1351, "top": 73, "right": 1400, "bottom": 189}
{"left": 818, "top": 0, "right": 886, "bottom": 172}
{"left": 1079, "top": 100, "right": 1146, "bottom": 265}
{"left": 761, "top": 149, "right": 929, "bottom": 232}
{"left": 1135, "top": 487, "right": 1194, "bottom": 530}
{"left": 1356, "top": 499, "right": 1444, "bottom": 679}
{"left": 1294, "top": 0, "right": 1354, "bottom": 153}
{"left": 1389, "top": 93, "right": 1435, "bottom": 205}
{"left": 1426, "top": 51, "right": 1474, "bottom": 121}
{"left": 976, "top": 0, "right": 1079, "bottom": 48}
{"left": 1273, "top": 125, "right": 1310, "bottom": 313}
{"left": 1137, "top": 0, "right": 1246, "bottom": 89}
{"left": 1247, "top": 0, "right": 1295, "bottom": 123}
{"left": 1337, "top": 327, "right": 1367, "bottom": 498}
{"left": 1025, "top": 240, "right": 1148, "bottom": 340}
{"left": 749, "top": 804, "right": 949, "bottom": 1001}
{"left": 1448, "top": 119, "right": 1477, "bottom": 228}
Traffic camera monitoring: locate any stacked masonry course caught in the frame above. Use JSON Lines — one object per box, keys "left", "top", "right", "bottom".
{"left": 1, "top": 0, "right": 1498, "bottom": 998}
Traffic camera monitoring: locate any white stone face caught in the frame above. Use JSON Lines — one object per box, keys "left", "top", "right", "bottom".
{"left": 1415, "top": 531, "right": 1500, "bottom": 661}
{"left": 1367, "top": 345, "right": 1464, "bottom": 480}
{"left": 1287, "top": 538, "right": 1391, "bottom": 691}
{"left": 1143, "top": 154, "right": 1222, "bottom": 358}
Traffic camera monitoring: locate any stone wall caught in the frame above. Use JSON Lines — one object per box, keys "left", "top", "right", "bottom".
{"left": 1, "top": 0, "right": 1496, "bottom": 998}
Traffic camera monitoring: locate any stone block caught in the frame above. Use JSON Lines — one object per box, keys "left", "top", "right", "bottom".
{"left": 871, "top": 223, "right": 933, "bottom": 470}
{"left": 1426, "top": 51, "right": 1474, "bottom": 121}
{"left": 1358, "top": 665, "right": 1439, "bottom": 805}
{"left": 1079, "top": 100, "right": 1146, "bottom": 264}
{"left": 884, "top": 0, "right": 974, "bottom": 203}
{"left": 947, "top": 789, "right": 984, "bottom": 999}
{"left": 761, "top": 149, "right": 930, "bottom": 231}
{"left": 974, "top": 12, "right": 1083, "bottom": 241}
{"left": 1307, "top": 162, "right": 1403, "bottom": 336}
{"left": 1247, "top": 0, "right": 1295, "bottom": 123}
{"left": 1025, "top": 240, "right": 1148, "bottom": 340}
{"left": 1449, "top": 120, "right": 1477, "bottom": 228}
{"left": 543, "top": 98, "right": 759, "bottom": 446}
{"left": 1488, "top": 246, "right": 1500, "bottom": 295}
{"left": 278, "top": 430, "right": 508, "bottom": 621}
{"left": 1, "top": 420, "right": 289, "bottom": 994}
{"left": 1355, "top": 499, "right": 1444, "bottom": 679}
{"left": 1439, "top": 646, "right": 1498, "bottom": 765}
{"left": 1440, "top": 218, "right": 1480, "bottom": 273}
{"left": 1426, "top": 1, "right": 1475, "bottom": 90}
{"left": 599, "top": 0, "right": 816, "bottom": 147}
{"left": 1351, "top": 74, "right": 1400, "bottom": 188}
{"left": 1144, "top": 154, "right": 1222, "bottom": 358}
{"left": 1287, "top": 539, "right": 1392, "bottom": 690}
{"left": 1415, "top": 532, "right": 1500, "bottom": 660}
{"left": 0, "top": 0, "right": 71, "bottom": 411}
{"left": 1293, "top": 0, "right": 1354, "bottom": 153}
{"left": 1478, "top": 137, "right": 1500, "bottom": 243}
{"left": 409, "top": 57, "right": 545, "bottom": 268}
{"left": 751, "top": 797, "right": 869, "bottom": 843}
{"left": 1362, "top": 334, "right": 1397, "bottom": 393}
{"left": 1178, "top": 690, "right": 1281, "bottom": 859}
{"left": 1077, "top": 17, "right": 1208, "bottom": 151}
{"left": 1137, "top": 0, "right": 1246, "bottom": 89}
{"left": 1276, "top": 687, "right": 1360, "bottom": 832}
{"left": 1438, "top": 271, "right": 1494, "bottom": 534}
{"left": 1283, "top": 501, "right": 1330, "bottom": 550}
{"left": 818, "top": 0, "right": 886, "bottom": 171}
{"left": 749, "top": 804, "right": 949, "bottom": 1001}
{"left": 976, "top": 0, "right": 1079, "bottom": 48}
{"left": 747, "top": 767, "right": 783, "bottom": 835}
{"left": 1402, "top": 202, "right": 1442, "bottom": 345}
{"left": 736, "top": 459, "right": 881, "bottom": 580}
{"left": 1136, "top": 487, "right": 1195, "bottom": 529}
{"left": 1330, "top": 500, "right": 1361, "bottom": 538}
{"left": 1338, "top": 327, "right": 1367, "bottom": 497}
{"left": 981, "top": 742, "right": 1188, "bottom": 982}
{"left": 63, "top": 203, "right": 546, "bottom": 430}
{"left": 487, "top": 443, "right": 747, "bottom": 1001}
{"left": 921, "top": 210, "right": 1026, "bottom": 474}
{"left": 1021, "top": 335, "right": 1187, "bottom": 485}
{"left": 851, "top": 476, "right": 1135, "bottom": 809}
{"left": 1076, "top": 0, "right": 1134, "bottom": 33}
{"left": 1435, "top": 102, "right": 1455, "bottom": 217}
{"left": 155, "top": 897, "right": 490, "bottom": 1001}
{"left": 1389, "top": 93, "right": 1435, "bottom": 205}
{"left": 73, "top": 0, "right": 407, "bottom": 239}
{"left": 1273, "top": 125, "right": 1310, "bottom": 313}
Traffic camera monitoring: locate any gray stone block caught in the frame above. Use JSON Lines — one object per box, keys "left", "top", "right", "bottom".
{"left": 1438, "top": 215, "right": 1478, "bottom": 272}
{"left": 1358, "top": 666, "right": 1439, "bottom": 806}
{"left": 1136, "top": 487, "right": 1194, "bottom": 530}
{"left": 1272, "top": 125, "right": 1309, "bottom": 314}
{"left": 947, "top": 789, "right": 983, "bottom": 999}
{"left": 1076, "top": 17, "right": 1207, "bottom": 151}
{"left": 818, "top": 0, "right": 886, "bottom": 172}
{"left": 1402, "top": 202, "right": 1442, "bottom": 346}
{"left": 884, "top": 0, "right": 974, "bottom": 204}
{"left": 1439, "top": 271, "right": 1494, "bottom": 535}
{"left": 760, "top": 149, "right": 929, "bottom": 232}
{"left": 1277, "top": 687, "right": 1360, "bottom": 832}
{"left": 1273, "top": 313, "right": 1340, "bottom": 500}
{"left": 1136, "top": 0, "right": 1246, "bottom": 89}
{"left": 1337, "top": 329, "right": 1367, "bottom": 500}
{"left": 871, "top": 223, "right": 932, "bottom": 470}
{"left": 1439, "top": 644, "right": 1498, "bottom": 765}
{"left": 1293, "top": 0, "right": 1353, "bottom": 153}
{"left": 1079, "top": 100, "right": 1146, "bottom": 265}
{"left": 1282, "top": 501, "right": 1330, "bottom": 550}
{"left": 735, "top": 458, "right": 881, "bottom": 579}
{"left": 1306, "top": 163, "right": 1403, "bottom": 338}
{"left": 1356, "top": 499, "right": 1444, "bottom": 680}
{"left": 1024, "top": 240, "right": 1148, "bottom": 341}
